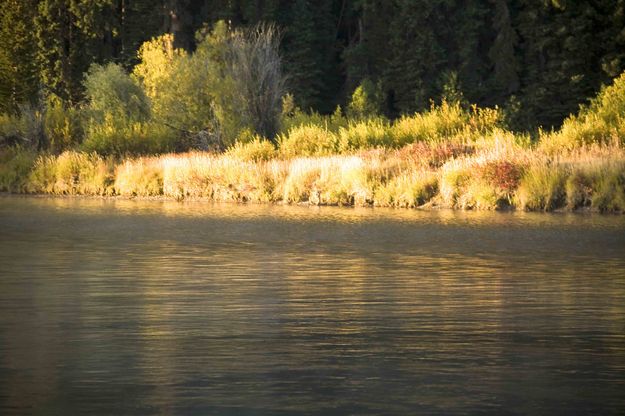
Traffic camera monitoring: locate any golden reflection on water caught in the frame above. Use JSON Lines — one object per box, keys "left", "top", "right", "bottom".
{"left": 9, "top": 194, "right": 625, "bottom": 229}
{"left": 1, "top": 196, "right": 624, "bottom": 414}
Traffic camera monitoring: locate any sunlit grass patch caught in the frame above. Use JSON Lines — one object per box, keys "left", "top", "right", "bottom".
{"left": 114, "top": 157, "right": 163, "bottom": 196}
{"left": 337, "top": 118, "right": 392, "bottom": 152}
{"left": 278, "top": 124, "right": 339, "bottom": 158}
{"left": 225, "top": 137, "right": 276, "bottom": 162}
{"left": 28, "top": 151, "right": 113, "bottom": 195}
{"left": 515, "top": 162, "right": 568, "bottom": 211}
{"left": 161, "top": 152, "right": 275, "bottom": 202}
{"left": 374, "top": 171, "right": 438, "bottom": 208}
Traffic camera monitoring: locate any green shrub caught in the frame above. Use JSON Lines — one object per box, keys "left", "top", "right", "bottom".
{"left": 134, "top": 34, "right": 215, "bottom": 140}
{"left": 226, "top": 138, "right": 276, "bottom": 162}
{"left": 0, "top": 146, "right": 36, "bottom": 192}
{"left": 0, "top": 113, "right": 24, "bottom": 146}
{"left": 83, "top": 63, "right": 162, "bottom": 156}
{"left": 542, "top": 71, "right": 625, "bottom": 149}
{"left": 278, "top": 124, "right": 339, "bottom": 157}
{"left": 43, "top": 95, "right": 82, "bottom": 153}
{"left": 0, "top": 105, "right": 45, "bottom": 149}
{"left": 84, "top": 63, "right": 150, "bottom": 123}
{"left": 337, "top": 118, "right": 392, "bottom": 152}
{"left": 390, "top": 101, "right": 468, "bottom": 146}
{"left": 83, "top": 118, "right": 176, "bottom": 156}
{"left": 390, "top": 101, "right": 503, "bottom": 146}
{"left": 279, "top": 105, "right": 348, "bottom": 136}
{"left": 347, "top": 78, "right": 383, "bottom": 119}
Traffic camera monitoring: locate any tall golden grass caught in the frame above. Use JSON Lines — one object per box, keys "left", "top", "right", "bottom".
{"left": 3, "top": 141, "right": 623, "bottom": 212}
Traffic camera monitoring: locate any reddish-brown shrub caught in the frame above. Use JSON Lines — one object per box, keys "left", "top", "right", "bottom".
{"left": 479, "top": 160, "right": 523, "bottom": 193}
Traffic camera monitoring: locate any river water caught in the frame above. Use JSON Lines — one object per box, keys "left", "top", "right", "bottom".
{"left": 1, "top": 196, "right": 624, "bottom": 415}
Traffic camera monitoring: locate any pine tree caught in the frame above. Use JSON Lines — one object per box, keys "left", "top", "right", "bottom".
{"left": 515, "top": 0, "right": 601, "bottom": 128}
{"left": 597, "top": 0, "right": 625, "bottom": 81}
{"left": 342, "top": 0, "right": 397, "bottom": 110}
{"left": 35, "top": 0, "right": 90, "bottom": 104}
{"left": 488, "top": 0, "right": 520, "bottom": 99}
{"left": 384, "top": 0, "right": 446, "bottom": 114}
{"left": 283, "top": 0, "right": 325, "bottom": 110}
{"left": 442, "top": 0, "right": 490, "bottom": 104}
{"left": 0, "top": 0, "right": 39, "bottom": 112}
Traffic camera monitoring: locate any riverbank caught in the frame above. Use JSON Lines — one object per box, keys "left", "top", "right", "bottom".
{"left": 3, "top": 70, "right": 625, "bottom": 214}
{"left": 1, "top": 139, "right": 624, "bottom": 213}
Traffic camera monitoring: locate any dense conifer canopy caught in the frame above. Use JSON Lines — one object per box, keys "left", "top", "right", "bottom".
{"left": 1, "top": 0, "right": 624, "bottom": 129}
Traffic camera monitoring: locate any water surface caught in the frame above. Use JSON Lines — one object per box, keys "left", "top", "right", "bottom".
{"left": 1, "top": 196, "right": 624, "bottom": 415}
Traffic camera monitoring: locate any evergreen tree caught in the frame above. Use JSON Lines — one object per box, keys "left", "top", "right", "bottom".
{"left": 35, "top": 0, "right": 90, "bottom": 104}
{"left": 597, "top": 0, "right": 625, "bottom": 81}
{"left": 488, "top": 0, "right": 520, "bottom": 99}
{"left": 342, "top": 0, "right": 397, "bottom": 111}
{"left": 442, "top": 0, "right": 490, "bottom": 104}
{"left": 384, "top": 0, "right": 446, "bottom": 114}
{"left": 1, "top": 0, "right": 624, "bottom": 131}
{"left": 0, "top": 0, "right": 39, "bottom": 112}
{"left": 515, "top": 0, "right": 601, "bottom": 128}
{"left": 283, "top": 0, "right": 325, "bottom": 110}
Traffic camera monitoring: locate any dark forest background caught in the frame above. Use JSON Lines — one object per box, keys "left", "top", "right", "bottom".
{"left": 2, "top": 0, "right": 625, "bottom": 130}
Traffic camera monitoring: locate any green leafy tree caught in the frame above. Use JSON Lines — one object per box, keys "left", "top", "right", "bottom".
{"left": 347, "top": 78, "right": 382, "bottom": 119}
{"left": 82, "top": 63, "right": 167, "bottom": 155}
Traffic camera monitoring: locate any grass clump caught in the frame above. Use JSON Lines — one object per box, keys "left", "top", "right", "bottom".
{"left": 374, "top": 171, "right": 438, "bottom": 208}
{"left": 592, "top": 164, "right": 625, "bottom": 212}
{"left": 28, "top": 151, "right": 113, "bottom": 195}
{"left": 439, "top": 158, "right": 473, "bottom": 208}
{"left": 337, "top": 118, "right": 392, "bottom": 151}
{"left": 225, "top": 137, "right": 276, "bottom": 162}
{"left": 281, "top": 156, "right": 373, "bottom": 205}
{"left": 516, "top": 162, "right": 568, "bottom": 211}
{"left": 394, "top": 141, "right": 473, "bottom": 169}
{"left": 161, "top": 153, "right": 276, "bottom": 202}
{"left": 278, "top": 124, "right": 339, "bottom": 158}
{"left": 114, "top": 158, "right": 163, "bottom": 196}
{"left": 439, "top": 153, "right": 525, "bottom": 210}
{"left": 0, "top": 147, "right": 36, "bottom": 192}
{"left": 564, "top": 159, "right": 625, "bottom": 212}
